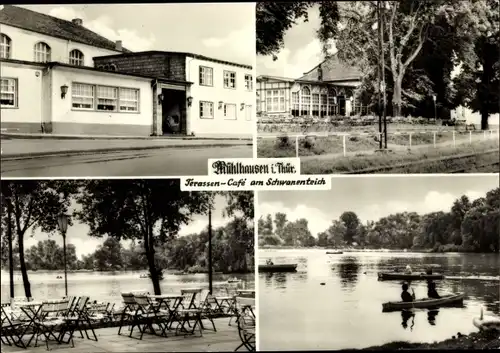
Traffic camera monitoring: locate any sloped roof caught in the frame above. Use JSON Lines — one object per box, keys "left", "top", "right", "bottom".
{"left": 0, "top": 5, "right": 131, "bottom": 53}
{"left": 299, "top": 52, "right": 361, "bottom": 82}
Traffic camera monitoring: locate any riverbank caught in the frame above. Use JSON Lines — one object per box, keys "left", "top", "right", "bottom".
{"left": 259, "top": 246, "right": 495, "bottom": 254}
{"left": 363, "top": 330, "right": 500, "bottom": 350}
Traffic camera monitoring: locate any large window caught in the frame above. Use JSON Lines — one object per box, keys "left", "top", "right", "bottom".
{"left": 328, "top": 87, "right": 337, "bottom": 116}
{"left": 34, "top": 42, "right": 51, "bottom": 62}
{"left": 245, "top": 74, "right": 253, "bottom": 91}
{"left": 200, "top": 101, "right": 214, "bottom": 119}
{"left": 291, "top": 91, "right": 299, "bottom": 117}
{"left": 69, "top": 49, "right": 84, "bottom": 66}
{"left": 245, "top": 104, "right": 252, "bottom": 121}
{"left": 0, "top": 33, "right": 11, "bottom": 59}
{"left": 266, "top": 89, "right": 285, "bottom": 112}
{"left": 199, "top": 66, "right": 213, "bottom": 86}
{"left": 224, "top": 103, "right": 237, "bottom": 120}
{"left": 312, "top": 93, "right": 320, "bottom": 116}
{"left": 97, "top": 86, "right": 118, "bottom": 111}
{"left": 300, "top": 86, "right": 311, "bottom": 116}
{"left": 72, "top": 83, "right": 139, "bottom": 112}
{"left": 320, "top": 88, "right": 328, "bottom": 117}
{"left": 223, "top": 71, "right": 236, "bottom": 89}
{"left": 119, "top": 88, "right": 139, "bottom": 112}
{"left": 1, "top": 78, "right": 17, "bottom": 107}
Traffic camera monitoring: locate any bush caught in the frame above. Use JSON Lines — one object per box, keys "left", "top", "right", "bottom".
{"left": 302, "top": 135, "right": 316, "bottom": 149}
{"left": 276, "top": 135, "right": 291, "bottom": 148}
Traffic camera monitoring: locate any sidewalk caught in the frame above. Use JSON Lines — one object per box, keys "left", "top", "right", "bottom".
{"left": 1, "top": 136, "right": 252, "bottom": 160}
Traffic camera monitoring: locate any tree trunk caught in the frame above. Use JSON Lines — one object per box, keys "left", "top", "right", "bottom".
{"left": 17, "top": 231, "right": 32, "bottom": 298}
{"left": 480, "top": 108, "right": 489, "bottom": 130}
{"left": 392, "top": 75, "right": 403, "bottom": 118}
{"left": 143, "top": 234, "right": 161, "bottom": 295}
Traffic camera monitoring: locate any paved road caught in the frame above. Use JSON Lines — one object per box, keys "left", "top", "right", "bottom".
{"left": 1, "top": 146, "right": 252, "bottom": 177}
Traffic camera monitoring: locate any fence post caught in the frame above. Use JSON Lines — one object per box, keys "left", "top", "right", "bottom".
{"left": 469, "top": 130, "right": 472, "bottom": 145}
{"left": 433, "top": 132, "right": 436, "bottom": 148}
{"left": 409, "top": 133, "right": 412, "bottom": 150}
{"left": 295, "top": 135, "right": 299, "bottom": 158}
{"left": 452, "top": 130, "right": 456, "bottom": 147}
{"left": 342, "top": 134, "right": 347, "bottom": 157}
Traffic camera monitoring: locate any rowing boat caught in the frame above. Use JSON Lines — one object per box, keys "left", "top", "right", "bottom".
{"left": 382, "top": 293, "right": 464, "bottom": 312}
{"left": 378, "top": 272, "right": 445, "bottom": 281}
{"left": 326, "top": 251, "right": 343, "bottom": 255}
{"left": 258, "top": 264, "right": 297, "bottom": 273}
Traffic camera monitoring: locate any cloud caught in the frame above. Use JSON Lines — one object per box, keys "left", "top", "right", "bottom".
{"left": 259, "top": 190, "right": 489, "bottom": 237}
{"left": 258, "top": 38, "right": 337, "bottom": 78}
{"left": 202, "top": 25, "right": 254, "bottom": 65}
{"left": 49, "top": 6, "right": 156, "bottom": 51}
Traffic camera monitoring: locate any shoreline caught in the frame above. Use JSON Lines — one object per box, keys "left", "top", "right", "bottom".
{"left": 362, "top": 330, "right": 500, "bottom": 350}
{"left": 259, "top": 246, "right": 494, "bottom": 254}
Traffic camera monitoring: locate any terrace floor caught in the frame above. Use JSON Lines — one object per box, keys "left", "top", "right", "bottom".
{"left": 1, "top": 318, "right": 242, "bottom": 352}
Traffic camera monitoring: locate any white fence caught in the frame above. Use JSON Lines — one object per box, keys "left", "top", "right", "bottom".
{"left": 257, "top": 129, "right": 500, "bottom": 158}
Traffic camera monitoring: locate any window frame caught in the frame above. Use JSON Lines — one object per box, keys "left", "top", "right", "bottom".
{"left": 223, "top": 103, "right": 237, "bottom": 120}
{"left": 223, "top": 70, "right": 236, "bottom": 89}
{"left": 245, "top": 104, "right": 252, "bottom": 121}
{"left": 0, "top": 33, "right": 12, "bottom": 59}
{"left": 199, "top": 66, "right": 214, "bottom": 87}
{"left": 71, "top": 82, "right": 140, "bottom": 114}
{"left": 0, "top": 77, "right": 18, "bottom": 108}
{"left": 69, "top": 49, "right": 84, "bottom": 66}
{"left": 34, "top": 42, "right": 51, "bottom": 63}
{"left": 199, "top": 101, "right": 214, "bottom": 119}
{"left": 244, "top": 74, "right": 253, "bottom": 91}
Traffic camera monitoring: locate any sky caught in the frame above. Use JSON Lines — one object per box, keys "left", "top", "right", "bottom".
{"left": 24, "top": 194, "right": 234, "bottom": 259}
{"left": 258, "top": 175, "right": 499, "bottom": 238}
{"left": 20, "top": 3, "right": 255, "bottom": 67}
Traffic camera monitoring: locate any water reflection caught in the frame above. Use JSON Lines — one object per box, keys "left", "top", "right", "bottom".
{"left": 401, "top": 310, "right": 415, "bottom": 331}
{"left": 274, "top": 273, "right": 288, "bottom": 289}
{"left": 427, "top": 310, "right": 439, "bottom": 326}
{"left": 337, "top": 257, "right": 361, "bottom": 289}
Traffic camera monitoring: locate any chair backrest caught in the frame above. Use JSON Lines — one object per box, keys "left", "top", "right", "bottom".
{"left": 180, "top": 290, "right": 196, "bottom": 308}
{"left": 133, "top": 294, "right": 150, "bottom": 309}
{"left": 121, "top": 293, "right": 137, "bottom": 306}
{"left": 75, "top": 296, "right": 89, "bottom": 313}
{"left": 10, "top": 297, "right": 32, "bottom": 310}
{"left": 40, "top": 299, "right": 69, "bottom": 319}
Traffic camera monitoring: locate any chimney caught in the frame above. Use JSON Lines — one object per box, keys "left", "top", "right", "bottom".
{"left": 318, "top": 66, "right": 323, "bottom": 81}
{"left": 115, "top": 40, "right": 122, "bottom": 51}
{"left": 72, "top": 18, "right": 83, "bottom": 26}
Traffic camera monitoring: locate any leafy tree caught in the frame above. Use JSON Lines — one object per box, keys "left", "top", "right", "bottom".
{"left": 75, "top": 179, "right": 214, "bottom": 295}
{"left": 94, "top": 237, "right": 124, "bottom": 271}
{"left": 282, "top": 218, "right": 314, "bottom": 246}
{"left": 339, "top": 211, "right": 361, "bottom": 244}
{"left": 221, "top": 191, "right": 254, "bottom": 220}
{"left": 319, "top": 220, "right": 347, "bottom": 247}
{"left": 0, "top": 180, "right": 78, "bottom": 298}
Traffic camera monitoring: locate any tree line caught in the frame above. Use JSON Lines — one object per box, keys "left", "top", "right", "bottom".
{"left": 0, "top": 180, "right": 254, "bottom": 298}
{"left": 259, "top": 187, "right": 499, "bottom": 253}
{"left": 257, "top": 0, "right": 499, "bottom": 129}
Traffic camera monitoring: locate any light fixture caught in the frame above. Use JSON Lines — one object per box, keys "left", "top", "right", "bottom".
{"left": 240, "top": 103, "right": 245, "bottom": 111}
{"left": 60, "top": 84, "right": 68, "bottom": 99}
{"left": 158, "top": 93, "right": 164, "bottom": 104}
{"left": 187, "top": 96, "right": 193, "bottom": 107}
{"left": 432, "top": 94, "right": 436, "bottom": 102}
{"left": 57, "top": 214, "right": 69, "bottom": 234}
{"left": 218, "top": 101, "right": 223, "bottom": 110}
{"left": 349, "top": 96, "right": 354, "bottom": 102}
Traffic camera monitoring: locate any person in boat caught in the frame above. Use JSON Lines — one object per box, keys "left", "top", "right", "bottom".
{"left": 426, "top": 267, "right": 433, "bottom": 275}
{"left": 404, "top": 265, "right": 413, "bottom": 274}
{"left": 427, "top": 280, "right": 441, "bottom": 299}
{"left": 266, "top": 259, "right": 274, "bottom": 265}
{"left": 401, "top": 283, "right": 415, "bottom": 302}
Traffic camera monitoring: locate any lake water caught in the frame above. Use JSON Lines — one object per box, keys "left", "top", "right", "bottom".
{"left": 258, "top": 249, "right": 500, "bottom": 350}
{"left": 0, "top": 270, "right": 255, "bottom": 305}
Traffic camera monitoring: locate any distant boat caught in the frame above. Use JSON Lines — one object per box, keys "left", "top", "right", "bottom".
{"left": 227, "top": 277, "right": 241, "bottom": 283}
{"left": 378, "top": 272, "right": 445, "bottom": 281}
{"left": 139, "top": 274, "right": 149, "bottom": 278}
{"left": 56, "top": 276, "right": 62, "bottom": 279}
{"left": 382, "top": 293, "right": 464, "bottom": 312}
{"left": 326, "top": 251, "right": 343, "bottom": 255}
{"left": 258, "top": 264, "right": 297, "bottom": 273}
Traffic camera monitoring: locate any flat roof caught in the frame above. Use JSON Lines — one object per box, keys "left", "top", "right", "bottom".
{"left": 94, "top": 51, "right": 252, "bottom": 70}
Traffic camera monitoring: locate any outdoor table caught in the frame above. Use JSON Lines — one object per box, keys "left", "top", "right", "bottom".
{"left": 147, "top": 294, "right": 184, "bottom": 333}
{"left": 234, "top": 297, "right": 256, "bottom": 351}
{"left": 16, "top": 301, "right": 43, "bottom": 347}
{"left": 236, "top": 290, "right": 255, "bottom": 298}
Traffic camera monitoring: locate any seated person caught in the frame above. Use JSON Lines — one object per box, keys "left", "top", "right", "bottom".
{"left": 405, "top": 265, "right": 412, "bottom": 274}
{"left": 426, "top": 267, "right": 433, "bottom": 275}
{"left": 401, "top": 283, "right": 414, "bottom": 302}
{"left": 266, "top": 259, "right": 274, "bottom": 265}
{"left": 427, "top": 280, "right": 440, "bottom": 299}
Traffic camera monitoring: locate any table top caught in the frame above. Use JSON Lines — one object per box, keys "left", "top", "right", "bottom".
{"left": 236, "top": 297, "right": 255, "bottom": 307}
{"left": 236, "top": 289, "right": 255, "bottom": 293}
{"left": 148, "top": 294, "right": 183, "bottom": 299}
{"left": 16, "top": 301, "right": 43, "bottom": 307}
{"left": 181, "top": 288, "right": 202, "bottom": 293}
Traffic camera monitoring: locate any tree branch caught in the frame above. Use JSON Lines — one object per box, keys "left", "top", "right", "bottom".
{"left": 402, "top": 24, "right": 426, "bottom": 70}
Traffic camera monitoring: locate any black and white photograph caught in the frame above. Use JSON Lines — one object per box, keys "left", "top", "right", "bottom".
{"left": 0, "top": 179, "right": 255, "bottom": 352}
{"left": 0, "top": 3, "right": 254, "bottom": 177}
{"left": 256, "top": 1, "right": 499, "bottom": 174}
{"left": 257, "top": 175, "right": 500, "bottom": 350}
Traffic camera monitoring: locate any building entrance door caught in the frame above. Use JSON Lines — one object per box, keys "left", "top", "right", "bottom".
{"left": 162, "top": 88, "right": 187, "bottom": 135}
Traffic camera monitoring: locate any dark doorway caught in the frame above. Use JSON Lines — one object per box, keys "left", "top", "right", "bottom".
{"left": 162, "top": 88, "right": 187, "bottom": 135}
{"left": 337, "top": 96, "right": 346, "bottom": 116}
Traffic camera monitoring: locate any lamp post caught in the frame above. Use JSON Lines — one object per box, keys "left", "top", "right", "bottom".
{"left": 207, "top": 207, "right": 213, "bottom": 294}
{"left": 432, "top": 94, "right": 437, "bottom": 122}
{"left": 376, "top": 0, "right": 383, "bottom": 149}
{"left": 57, "top": 213, "right": 69, "bottom": 297}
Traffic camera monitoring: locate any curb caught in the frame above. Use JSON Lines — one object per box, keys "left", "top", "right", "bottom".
{"left": 1, "top": 143, "right": 253, "bottom": 161}
{"left": 0, "top": 133, "right": 252, "bottom": 142}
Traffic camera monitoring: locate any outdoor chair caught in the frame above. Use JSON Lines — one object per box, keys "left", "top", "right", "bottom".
{"left": 132, "top": 294, "right": 169, "bottom": 339}
{"left": 117, "top": 293, "right": 141, "bottom": 337}
{"left": 33, "top": 299, "right": 74, "bottom": 351}
{"left": 194, "top": 289, "right": 217, "bottom": 332}
{"left": 9, "top": 297, "right": 33, "bottom": 321}
{"left": 234, "top": 298, "right": 256, "bottom": 352}
{"left": 1, "top": 303, "right": 27, "bottom": 348}
{"left": 174, "top": 290, "right": 203, "bottom": 337}
{"left": 65, "top": 296, "right": 99, "bottom": 342}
